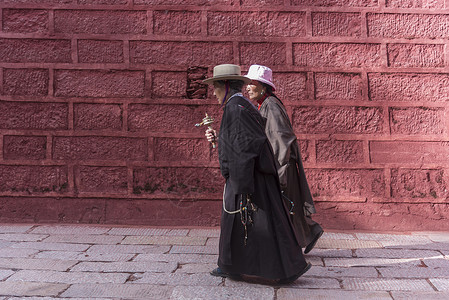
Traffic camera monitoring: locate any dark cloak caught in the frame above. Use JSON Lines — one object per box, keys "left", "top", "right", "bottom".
{"left": 217, "top": 93, "right": 307, "bottom": 280}
{"left": 258, "top": 95, "right": 323, "bottom": 248}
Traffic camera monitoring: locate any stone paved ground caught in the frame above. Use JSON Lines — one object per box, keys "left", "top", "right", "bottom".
{"left": 0, "top": 224, "right": 448, "bottom": 299}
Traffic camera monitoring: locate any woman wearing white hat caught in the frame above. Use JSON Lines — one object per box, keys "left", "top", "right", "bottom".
{"left": 246, "top": 64, "right": 323, "bottom": 254}
{"left": 203, "top": 64, "right": 311, "bottom": 284}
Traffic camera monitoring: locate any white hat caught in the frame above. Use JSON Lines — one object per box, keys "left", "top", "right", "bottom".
{"left": 203, "top": 64, "right": 251, "bottom": 85}
{"left": 245, "top": 64, "right": 276, "bottom": 90}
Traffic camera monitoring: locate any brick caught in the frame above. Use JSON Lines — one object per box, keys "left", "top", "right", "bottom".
{"left": 306, "top": 169, "right": 385, "bottom": 199}
{"left": 3, "top": 69, "right": 48, "bottom": 96}
{"left": 87, "top": 244, "right": 171, "bottom": 254}
{"left": 390, "top": 168, "right": 448, "bottom": 199}
{"left": 62, "top": 284, "right": 173, "bottom": 298}
{"left": 154, "top": 11, "right": 201, "bottom": 35}
{"left": 307, "top": 265, "right": 378, "bottom": 278}
{"left": 169, "top": 245, "right": 219, "bottom": 255}
{"left": 241, "top": 0, "right": 283, "bottom": 5}
{"left": 44, "top": 234, "right": 123, "bottom": 244}
{"left": 325, "top": 257, "right": 425, "bottom": 268}
{"left": 135, "top": 0, "right": 230, "bottom": 3}
{"left": 31, "top": 225, "right": 109, "bottom": 235}
{"left": 0, "top": 269, "right": 14, "bottom": 280}
{"left": 356, "top": 248, "right": 441, "bottom": 258}
{"left": 1, "top": 0, "right": 74, "bottom": 2}
{"left": 316, "top": 239, "right": 381, "bottom": 249}
{"left": 367, "top": 13, "right": 449, "bottom": 39}
{"left": 0, "top": 257, "right": 77, "bottom": 271}
{"left": 154, "top": 138, "right": 210, "bottom": 162}
{"left": 7, "top": 270, "right": 128, "bottom": 284}
{"left": 273, "top": 72, "right": 308, "bottom": 101}
{"left": 0, "top": 233, "right": 47, "bottom": 242}
{"left": 208, "top": 12, "right": 305, "bottom": 37}
{"left": 70, "top": 261, "right": 177, "bottom": 272}
{"left": 315, "top": 72, "right": 362, "bottom": 101}
{"left": 172, "top": 286, "right": 274, "bottom": 299}
{"left": 343, "top": 277, "right": 434, "bottom": 291}
{"left": 0, "top": 39, "right": 71, "bottom": 63}
{"left": 74, "top": 103, "right": 122, "bottom": 130}
{"left": 387, "top": 44, "right": 444, "bottom": 68}
{"left": 133, "top": 253, "right": 218, "bottom": 263}
{"left": 294, "top": 43, "right": 381, "bottom": 68}
{"left": 379, "top": 267, "right": 449, "bottom": 278}
{"left": 78, "top": 40, "right": 124, "bottom": 63}
{"left": 0, "top": 102, "right": 68, "bottom": 130}
{"left": 122, "top": 235, "right": 206, "bottom": 246}
{"left": 316, "top": 139, "right": 364, "bottom": 163}
{"left": 240, "top": 42, "right": 286, "bottom": 65}
{"left": 0, "top": 165, "right": 68, "bottom": 193}
{"left": 0, "top": 282, "right": 69, "bottom": 297}
{"left": 386, "top": 0, "right": 444, "bottom": 8}
{"left": 35, "top": 251, "right": 133, "bottom": 262}
{"left": 133, "top": 272, "right": 221, "bottom": 285}
{"left": 76, "top": 166, "right": 128, "bottom": 193}
{"left": 370, "top": 141, "right": 449, "bottom": 164}
{"left": 390, "top": 107, "right": 445, "bottom": 135}
{"left": 128, "top": 104, "right": 221, "bottom": 133}
{"left": 0, "top": 225, "right": 33, "bottom": 233}
{"left": 54, "top": 69, "right": 145, "bottom": 98}
{"left": 369, "top": 73, "right": 449, "bottom": 102}
{"left": 176, "top": 262, "right": 216, "bottom": 274}
{"left": 54, "top": 10, "right": 147, "bottom": 34}
{"left": 188, "top": 228, "right": 220, "bottom": 237}
{"left": 11, "top": 242, "right": 90, "bottom": 252}
{"left": 355, "top": 232, "right": 431, "bottom": 243}
{"left": 152, "top": 71, "right": 187, "bottom": 98}
{"left": 392, "top": 291, "right": 449, "bottom": 300}
{"left": 78, "top": 0, "right": 128, "bottom": 3}
{"left": 292, "top": 0, "right": 378, "bottom": 6}
{"left": 187, "top": 66, "right": 208, "bottom": 99}
{"left": 322, "top": 232, "right": 357, "bottom": 240}
{"left": 304, "top": 248, "right": 353, "bottom": 258}
{"left": 3, "top": 136, "right": 47, "bottom": 160}
{"left": 0, "top": 248, "right": 38, "bottom": 258}
{"left": 132, "top": 167, "right": 222, "bottom": 195}
{"left": 129, "top": 41, "right": 234, "bottom": 65}
{"left": 108, "top": 227, "right": 189, "bottom": 236}
{"left": 53, "top": 136, "right": 147, "bottom": 161}
{"left": 298, "top": 140, "right": 311, "bottom": 162}
{"left": 312, "top": 12, "right": 361, "bottom": 37}
{"left": 2, "top": 9, "right": 48, "bottom": 33}
{"left": 105, "top": 199, "right": 221, "bottom": 226}
{"left": 278, "top": 289, "right": 391, "bottom": 300}
{"left": 292, "top": 106, "right": 384, "bottom": 134}
{"left": 430, "top": 279, "right": 449, "bottom": 291}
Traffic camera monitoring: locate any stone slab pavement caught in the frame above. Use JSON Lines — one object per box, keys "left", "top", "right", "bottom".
{"left": 0, "top": 224, "right": 448, "bottom": 299}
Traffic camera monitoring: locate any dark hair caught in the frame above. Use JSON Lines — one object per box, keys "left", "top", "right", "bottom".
{"left": 215, "top": 80, "right": 244, "bottom": 95}
{"left": 261, "top": 82, "right": 274, "bottom": 95}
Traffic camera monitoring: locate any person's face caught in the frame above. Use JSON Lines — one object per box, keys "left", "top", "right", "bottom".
{"left": 213, "top": 82, "right": 226, "bottom": 105}
{"left": 246, "top": 80, "right": 266, "bottom": 101}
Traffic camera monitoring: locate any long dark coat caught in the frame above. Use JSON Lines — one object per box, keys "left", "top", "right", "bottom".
{"left": 217, "top": 93, "right": 307, "bottom": 280}
{"left": 258, "top": 95, "right": 323, "bottom": 248}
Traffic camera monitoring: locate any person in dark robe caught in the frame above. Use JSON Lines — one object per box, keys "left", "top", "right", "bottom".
{"left": 202, "top": 64, "right": 311, "bottom": 284}
{"left": 245, "top": 64, "right": 323, "bottom": 254}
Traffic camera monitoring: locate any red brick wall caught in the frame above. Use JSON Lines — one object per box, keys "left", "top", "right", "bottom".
{"left": 1, "top": 0, "right": 448, "bottom": 230}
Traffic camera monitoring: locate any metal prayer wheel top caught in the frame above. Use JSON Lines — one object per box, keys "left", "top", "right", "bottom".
{"left": 195, "top": 113, "right": 214, "bottom": 127}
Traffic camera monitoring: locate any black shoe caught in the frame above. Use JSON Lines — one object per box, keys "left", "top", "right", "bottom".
{"left": 304, "top": 230, "right": 323, "bottom": 254}
{"left": 278, "top": 262, "right": 311, "bottom": 284}
{"left": 210, "top": 267, "right": 241, "bottom": 280}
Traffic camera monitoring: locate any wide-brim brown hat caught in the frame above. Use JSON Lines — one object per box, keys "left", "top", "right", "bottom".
{"left": 203, "top": 64, "right": 251, "bottom": 85}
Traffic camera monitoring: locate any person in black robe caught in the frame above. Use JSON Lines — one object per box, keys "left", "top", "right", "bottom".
{"left": 202, "top": 64, "right": 311, "bottom": 283}
{"left": 245, "top": 64, "right": 323, "bottom": 254}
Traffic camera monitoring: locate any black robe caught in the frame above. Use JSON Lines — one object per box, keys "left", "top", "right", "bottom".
{"left": 259, "top": 95, "right": 323, "bottom": 248}
{"left": 217, "top": 93, "right": 307, "bottom": 280}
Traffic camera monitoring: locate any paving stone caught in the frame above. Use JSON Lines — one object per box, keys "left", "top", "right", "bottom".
{"left": 70, "top": 261, "right": 178, "bottom": 273}
{"left": 61, "top": 284, "right": 173, "bottom": 298}
{"left": 423, "top": 257, "right": 449, "bottom": 268}
{"left": 7, "top": 270, "right": 129, "bottom": 284}
{"left": 30, "top": 225, "right": 110, "bottom": 235}
{"left": 307, "top": 266, "right": 379, "bottom": 278}
{"left": 324, "top": 257, "right": 423, "bottom": 268}
{"left": 43, "top": 234, "right": 124, "bottom": 244}
{"left": 391, "top": 291, "right": 449, "bottom": 300}
{"left": 0, "top": 247, "right": 38, "bottom": 258}
{"left": 188, "top": 228, "right": 221, "bottom": 237}
{"left": 412, "top": 232, "right": 449, "bottom": 243}
{"left": 10, "top": 242, "right": 90, "bottom": 252}
{"left": 322, "top": 232, "right": 356, "bottom": 240}
{"left": 307, "top": 256, "right": 324, "bottom": 266}
{"left": 87, "top": 244, "right": 170, "bottom": 254}
{"left": 316, "top": 239, "right": 381, "bottom": 249}
{"left": 0, "top": 234, "right": 48, "bottom": 242}
{"left": 378, "top": 266, "right": 449, "bottom": 278}
{"left": 430, "top": 278, "right": 449, "bottom": 291}
{"left": 380, "top": 240, "right": 449, "bottom": 251}
{"left": 170, "top": 286, "right": 274, "bottom": 300}
{"left": 355, "top": 248, "right": 442, "bottom": 259}
{"left": 122, "top": 235, "right": 207, "bottom": 246}
{"left": 0, "top": 240, "right": 14, "bottom": 249}
{"left": 0, "top": 269, "right": 14, "bottom": 280}
{"left": 0, "top": 225, "right": 34, "bottom": 233}
{"left": 0, "top": 282, "right": 68, "bottom": 297}
{"left": 206, "top": 237, "right": 219, "bottom": 246}
{"left": 342, "top": 278, "right": 434, "bottom": 291}
{"left": 108, "top": 227, "right": 188, "bottom": 236}
{"left": 132, "top": 272, "right": 222, "bottom": 285}
{"left": 133, "top": 253, "right": 218, "bottom": 264}
{"left": 35, "top": 251, "right": 134, "bottom": 262}
{"left": 355, "top": 233, "right": 431, "bottom": 243}
{"left": 277, "top": 289, "right": 391, "bottom": 300}
{"left": 0, "top": 258, "right": 77, "bottom": 271}
{"left": 307, "top": 248, "right": 353, "bottom": 258}
{"left": 170, "top": 245, "right": 219, "bottom": 255}
{"left": 227, "top": 276, "right": 340, "bottom": 289}
{"left": 176, "top": 263, "right": 216, "bottom": 274}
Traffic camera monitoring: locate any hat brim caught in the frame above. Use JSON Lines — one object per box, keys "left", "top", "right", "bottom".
{"left": 245, "top": 76, "right": 276, "bottom": 91}
{"left": 203, "top": 75, "right": 251, "bottom": 85}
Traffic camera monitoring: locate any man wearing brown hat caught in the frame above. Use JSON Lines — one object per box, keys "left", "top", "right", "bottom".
{"left": 203, "top": 64, "right": 311, "bottom": 284}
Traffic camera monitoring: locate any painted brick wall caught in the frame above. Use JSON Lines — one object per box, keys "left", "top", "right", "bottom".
{"left": 1, "top": 0, "right": 448, "bottom": 230}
